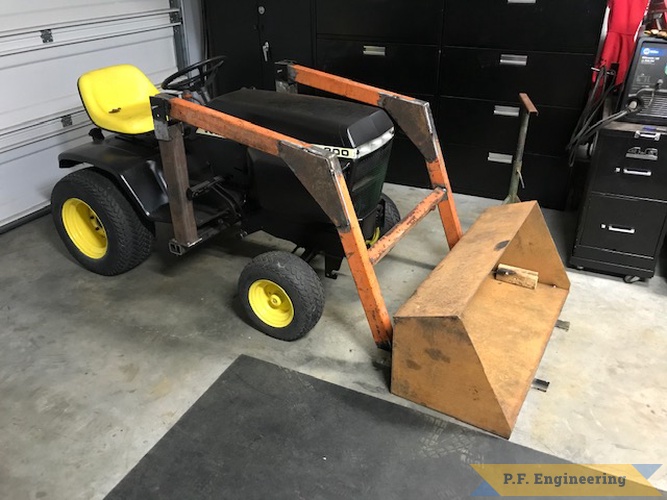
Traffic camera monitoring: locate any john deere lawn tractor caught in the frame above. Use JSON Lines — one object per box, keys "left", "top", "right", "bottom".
{"left": 52, "top": 57, "right": 573, "bottom": 437}
{"left": 51, "top": 57, "right": 400, "bottom": 341}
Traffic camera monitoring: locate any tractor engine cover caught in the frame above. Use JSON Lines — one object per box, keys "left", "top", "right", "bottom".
{"left": 207, "top": 89, "right": 395, "bottom": 220}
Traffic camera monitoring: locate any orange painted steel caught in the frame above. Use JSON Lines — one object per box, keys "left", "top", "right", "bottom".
{"left": 168, "top": 97, "right": 309, "bottom": 157}
{"left": 368, "top": 188, "right": 447, "bottom": 265}
{"left": 289, "top": 64, "right": 406, "bottom": 105}
{"left": 290, "top": 64, "right": 463, "bottom": 249}
{"left": 166, "top": 96, "right": 393, "bottom": 347}
{"left": 333, "top": 169, "right": 393, "bottom": 348}
{"left": 162, "top": 64, "right": 469, "bottom": 348}
{"left": 426, "top": 144, "right": 463, "bottom": 250}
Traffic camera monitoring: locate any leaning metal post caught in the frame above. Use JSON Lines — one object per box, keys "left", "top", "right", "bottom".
{"left": 505, "top": 93, "right": 538, "bottom": 204}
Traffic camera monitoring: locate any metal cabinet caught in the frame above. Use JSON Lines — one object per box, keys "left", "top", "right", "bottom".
{"left": 316, "top": 41, "right": 439, "bottom": 95}
{"left": 438, "top": 97, "right": 580, "bottom": 157}
{"left": 316, "top": 0, "right": 443, "bottom": 44}
{"left": 204, "top": 0, "right": 312, "bottom": 93}
{"left": 570, "top": 122, "right": 667, "bottom": 280}
{"left": 438, "top": 0, "right": 606, "bottom": 209}
{"left": 205, "top": 0, "right": 608, "bottom": 208}
{"left": 442, "top": 0, "right": 606, "bottom": 53}
{"left": 439, "top": 48, "right": 596, "bottom": 109}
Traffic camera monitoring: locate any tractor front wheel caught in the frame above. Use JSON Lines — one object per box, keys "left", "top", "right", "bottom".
{"left": 238, "top": 251, "right": 325, "bottom": 341}
{"left": 51, "top": 168, "right": 154, "bottom": 275}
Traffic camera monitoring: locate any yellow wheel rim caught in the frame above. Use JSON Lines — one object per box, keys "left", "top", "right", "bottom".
{"left": 248, "top": 279, "right": 294, "bottom": 328}
{"left": 61, "top": 198, "right": 108, "bottom": 259}
{"left": 366, "top": 227, "right": 381, "bottom": 247}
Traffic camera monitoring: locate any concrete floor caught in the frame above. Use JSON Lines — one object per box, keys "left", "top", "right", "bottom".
{"left": 1, "top": 184, "right": 666, "bottom": 499}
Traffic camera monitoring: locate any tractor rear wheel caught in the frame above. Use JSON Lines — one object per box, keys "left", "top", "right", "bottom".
{"left": 238, "top": 251, "right": 325, "bottom": 341}
{"left": 51, "top": 168, "right": 154, "bottom": 275}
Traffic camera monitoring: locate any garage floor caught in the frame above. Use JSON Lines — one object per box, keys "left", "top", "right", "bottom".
{"left": 1, "top": 184, "right": 666, "bottom": 499}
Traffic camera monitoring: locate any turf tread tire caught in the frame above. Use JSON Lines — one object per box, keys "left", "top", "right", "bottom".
{"left": 238, "top": 251, "right": 325, "bottom": 341}
{"left": 51, "top": 168, "right": 154, "bottom": 276}
{"left": 380, "top": 193, "right": 401, "bottom": 236}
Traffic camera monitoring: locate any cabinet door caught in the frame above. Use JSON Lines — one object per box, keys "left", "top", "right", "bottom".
{"left": 442, "top": 144, "right": 570, "bottom": 209}
{"left": 438, "top": 97, "right": 580, "bottom": 156}
{"left": 579, "top": 195, "right": 667, "bottom": 256}
{"left": 443, "top": 0, "right": 606, "bottom": 54}
{"left": 204, "top": 0, "right": 263, "bottom": 94}
{"left": 440, "top": 47, "right": 595, "bottom": 108}
{"left": 316, "top": 0, "right": 444, "bottom": 44}
{"left": 258, "top": 0, "right": 313, "bottom": 89}
{"left": 317, "top": 39, "right": 439, "bottom": 95}
{"left": 590, "top": 130, "right": 667, "bottom": 201}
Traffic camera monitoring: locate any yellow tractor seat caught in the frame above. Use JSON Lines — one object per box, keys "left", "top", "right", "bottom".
{"left": 78, "top": 64, "right": 159, "bottom": 135}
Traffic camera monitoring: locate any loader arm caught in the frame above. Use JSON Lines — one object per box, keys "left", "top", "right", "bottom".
{"left": 276, "top": 62, "right": 463, "bottom": 249}
{"left": 150, "top": 63, "right": 464, "bottom": 350}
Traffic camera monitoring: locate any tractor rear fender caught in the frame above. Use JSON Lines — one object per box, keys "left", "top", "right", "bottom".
{"left": 58, "top": 140, "right": 170, "bottom": 222}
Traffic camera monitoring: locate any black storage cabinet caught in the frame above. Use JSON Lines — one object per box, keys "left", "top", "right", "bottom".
{"left": 205, "top": 0, "right": 608, "bottom": 209}
{"left": 570, "top": 122, "right": 667, "bottom": 280}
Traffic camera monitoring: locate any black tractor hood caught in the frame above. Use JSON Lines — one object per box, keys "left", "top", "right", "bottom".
{"left": 207, "top": 89, "right": 394, "bottom": 148}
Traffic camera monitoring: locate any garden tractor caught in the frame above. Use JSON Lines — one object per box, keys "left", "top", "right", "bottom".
{"left": 52, "top": 57, "right": 570, "bottom": 437}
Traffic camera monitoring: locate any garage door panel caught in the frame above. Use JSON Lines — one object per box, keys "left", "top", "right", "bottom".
{"left": 1, "top": 29, "right": 177, "bottom": 132}
{"left": 0, "top": 0, "right": 181, "bottom": 229}
{"left": 0, "top": 0, "right": 171, "bottom": 33}
{"left": 0, "top": 128, "right": 90, "bottom": 228}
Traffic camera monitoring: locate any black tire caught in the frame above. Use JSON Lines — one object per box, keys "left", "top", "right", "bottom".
{"left": 51, "top": 168, "right": 154, "bottom": 276}
{"left": 380, "top": 193, "right": 401, "bottom": 236}
{"left": 238, "top": 251, "right": 325, "bottom": 341}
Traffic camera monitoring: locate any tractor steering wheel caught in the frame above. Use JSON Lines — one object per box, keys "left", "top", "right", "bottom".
{"left": 161, "top": 56, "right": 226, "bottom": 96}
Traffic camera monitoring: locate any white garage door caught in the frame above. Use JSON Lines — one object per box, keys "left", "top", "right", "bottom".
{"left": 0, "top": 0, "right": 182, "bottom": 230}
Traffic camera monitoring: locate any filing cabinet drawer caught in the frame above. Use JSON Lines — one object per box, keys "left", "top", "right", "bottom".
{"left": 569, "top": 246, "right": 658, "bottom": 277}
{"left": 579, "top": 195, "right": 667, "bottom": 256}
{"left": 438, "top": 97, "right": 579, "bottom": 156}
{"left": 440, "top": 47, "right": 595, "bottom": 108}
{"left": 591, "top": 158, "right": 667, "bottom": 201}
{"left": 317, "top": 39, "right": 439, "bottom": 95}
{"left": 316, "top": 0, "right": 443, "bottom": 44}
{"left": 590, "top": 123, "right": 667, "bottom": 201}
{"left": 441, "top": 143, "right": 569, "bottom": 209}
{"left": 443, "top": 0, "right": 606, "bottom": 54}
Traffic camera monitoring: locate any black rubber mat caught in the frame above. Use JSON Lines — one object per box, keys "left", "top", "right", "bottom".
{"left": 105, "top": 355, "right": 605, "bottom": 499}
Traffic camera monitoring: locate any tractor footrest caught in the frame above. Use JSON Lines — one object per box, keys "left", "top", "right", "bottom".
{"left": 391, "top": 201, "right": 570, "bottom": 438}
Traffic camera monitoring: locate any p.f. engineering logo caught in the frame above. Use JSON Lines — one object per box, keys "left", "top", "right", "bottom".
{"left": 471, "top": 464, "right": 662, "bottom": 497}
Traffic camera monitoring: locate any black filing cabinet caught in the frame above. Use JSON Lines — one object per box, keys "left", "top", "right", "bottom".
{"left": 438, "top": 0, "right": 606, "bottom": 209}
{"left": 570, "top": 122, "right": 667, "bottom": 280}
{"left": 205, "top": 0, "right": 608, "bottom": 208}
{"left": 315, "top": 0, "right": 443, "bottom": 188}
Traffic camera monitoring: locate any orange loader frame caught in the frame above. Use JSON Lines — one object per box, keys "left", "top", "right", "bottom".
{"left": 151, "top": 62, "right": 464, "bottom": 350}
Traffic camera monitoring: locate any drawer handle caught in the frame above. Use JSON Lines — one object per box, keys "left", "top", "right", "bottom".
{"left": 507, "top": 0, "right": 537, "bottom": 3}
{"left": 624, "top": 148, "right": 658, "bottom": 161}
{"left": 500, "top": 54, "right": 528, "bottom": 67}
{"left": 602, "top": 224, "right": 636, "bottom": 235}
{"left": 494, "top": 105, "right": 520, "bottom": 117}
{"left": 616, "top": 167, "right": 653, "bottom": 177}
{"left": 363, "top": 45, "right": 385, "bottom": 57}
{"left": 634, "top": 130, "right": 661, "bottom": 141}
{"left": 488, "top": 152, "right": 513, "bottom": 164}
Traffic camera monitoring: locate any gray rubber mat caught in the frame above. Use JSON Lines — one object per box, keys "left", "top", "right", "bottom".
{"left": 105, "top": 355, "right": 629, "bottom": 499}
